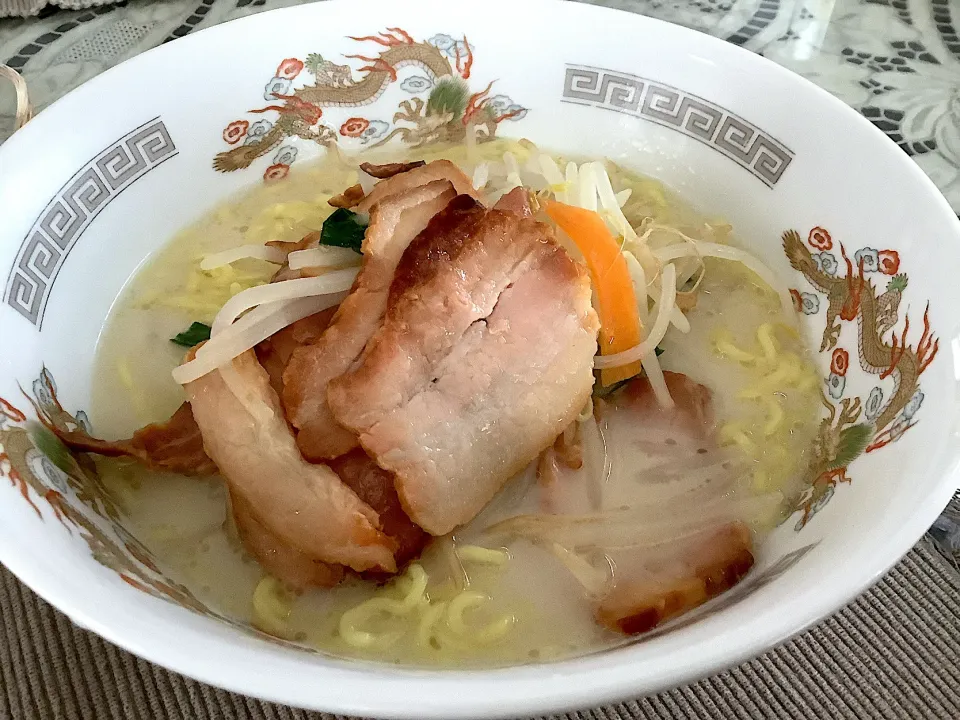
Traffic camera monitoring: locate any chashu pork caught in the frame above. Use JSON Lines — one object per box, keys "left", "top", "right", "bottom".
{"left": 228, "top": 450, "right": 428, "bottom": 589}
{"left": 255, "top": 308, "right": 336, "bottom": 398}
{"left": 596, "top": 522, "right": 755, "bottom": 634}
{"left": 496, "top": 373, "right": 760, "bottom": 636}
{"left": 54, "top": 402, "right": 218, "bottom": 477}
{"left": 329, "top": 159, "right": 476, "bottom": 211}
{"left": 284, "top": 161, "right": 479, "bottom": 461}
{"left": 327, "top": 194, "right": 600, "bottom": 535}
{"left": 329, "top": 449, "right": 430, "bottom": 575}
{"left": 493, "top": 186, "right": 533, "bottom": 217}
{"left": 185, "top": 349, "right": 397, "bottom": 573}
{"left": 229, "top": 490, "right": 345, "bottom": 590}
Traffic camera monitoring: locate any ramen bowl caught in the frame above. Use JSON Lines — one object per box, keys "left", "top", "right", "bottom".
{"left": 0, "top": 0, "right": 958, "bottom": 717}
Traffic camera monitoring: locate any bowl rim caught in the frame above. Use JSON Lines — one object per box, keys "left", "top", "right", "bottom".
{"left": 1, "top": 0, "right": 959, "bottom": 717}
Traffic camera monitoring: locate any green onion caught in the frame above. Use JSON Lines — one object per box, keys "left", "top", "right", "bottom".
{"left": 171, "top": 322, "right": 211, "bottom": 347}
{"left": 320, "top": 208, "right": 368, "bottom": 253}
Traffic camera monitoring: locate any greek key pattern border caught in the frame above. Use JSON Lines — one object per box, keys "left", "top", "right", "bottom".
{"left": 562, "top": 65, "right": 794, "bottom": 188}
{"left": 4, "top": 118, "right": 177, "bottom": 328}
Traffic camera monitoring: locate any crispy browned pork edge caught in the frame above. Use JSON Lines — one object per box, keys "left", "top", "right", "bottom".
{"left": 596, "top": 522, "right": 755, "bottom": 635}
{"left": 54, "top": 402, "right": 218, "bottom": 476}
{"left": 359, "top": 160, "right": 426, "bottom": 179}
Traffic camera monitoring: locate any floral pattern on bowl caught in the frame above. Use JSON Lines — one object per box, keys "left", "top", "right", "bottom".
{"left": 213, "top": 27, "right": 528, "bottom": 182}
{"left": 783, "top": 227, "right": 938, "bottom": 527}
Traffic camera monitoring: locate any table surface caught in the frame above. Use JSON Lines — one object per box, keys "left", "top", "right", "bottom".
{"left": 1, "top": 1, "right": 959, "bottom": 719}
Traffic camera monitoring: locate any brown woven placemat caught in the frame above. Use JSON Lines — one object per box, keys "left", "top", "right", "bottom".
{"left": 2, "top": 533, "right": 959, "bottom": 720}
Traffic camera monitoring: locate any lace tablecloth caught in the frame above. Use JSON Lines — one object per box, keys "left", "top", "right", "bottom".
{"left": 1, "top": 2, "right": 959, "bottom": 719}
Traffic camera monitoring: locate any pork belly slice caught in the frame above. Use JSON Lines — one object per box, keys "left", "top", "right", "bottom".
{"left": 327, "top": 195, "right": 586, "bottom": 429}
{"left": 283, "top": 179, "right": 459, "bottom": 461}
{"left": 267, "top": 232, "right": 322, "bottom": 283}
{"left": 493, "top": 186, "right": 533, "bottom": 217}
{"left": 596, "top": 522, "right": 755, "bottom": 635}
{"left": 359, "top": 160, "right": 426, "bottom": 179}
{"left": 525, "top": 374, "right": 754, "bottom": 635}
{"left": 328, "top": 449, "right": 430, "bottom": 575}
{"left": 328, "top": 197, "right": 599, "bottom": 535}
{"left": 229, "top": 490, "right": 345, "bottom": 590}
{"left": 230, "top": 448, "right": 426, "bottom": 588}
{"left": 55, "top": 402, "right": 218, "bottom": 477}
{"left": 329, "top": 159, "right": 478, "bottom": 211}
{"left": 255, "top": 308, "right": 336, "bottom": 398}
{"left": 185, "top": 350, "right": 397, "bottom": 573}
{"left": 329, "top": 184, "right": 366, "bottom": 209}
{"left": 541, "top": 373, "right": 717, "bottom": 516}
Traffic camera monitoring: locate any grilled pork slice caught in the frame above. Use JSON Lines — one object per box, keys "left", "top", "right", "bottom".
{"left": 231, "top": 449, "right": 427, "bottom": 589}
{"left": 329, "top": 159, "right": 478, "bottom": 210}
{"left": 328, "top": 449, "right": 430, "bottom": 574}
{"left": 267, "top": 232, "right": 323, "bottom": 283}
{"left": 493, "top": 186, "right": 533, "bottom": 217}
{"left": 229, "top": 491, "right": 345, "bottom": 590}
{"left": 359, "top": 160, "right": 426, "bottom": 179}
{"left": 540, "top": 372, "right": 717, "bottom": 516}
{"left": 511, "top": 374, "right": 757, "bottom": 635}
{"left": 328, "top": 195, "right": 600, "bottom": 535}
{"left": 185, "top": 350, "right": 397, "bottom": 573}
{"left": 596, "top": 522, "right": 755, "bottom": 635}
{"left": 283, "top": 178, "right": 460, "bottom": 461}
{"left": 55, "top": 402, "right": 218, "bottom": 476}
{"left": 255, "top": 308, "right": 337, "bottom": 398}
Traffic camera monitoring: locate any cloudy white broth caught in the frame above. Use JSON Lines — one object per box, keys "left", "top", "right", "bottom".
{"left": 83, "top": 138, "right": 820, "bottom": 667}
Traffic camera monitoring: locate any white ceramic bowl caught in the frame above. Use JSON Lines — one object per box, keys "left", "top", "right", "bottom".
{"left": 1, "top": 1, "right": 958, "bottom": 717}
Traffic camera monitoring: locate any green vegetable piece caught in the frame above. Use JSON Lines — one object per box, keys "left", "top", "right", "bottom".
{"left": 320, "top": 207, "right": 368, "bottom": 253}
{"left": 171, "top": 322, "right": 212, "bottom": 348}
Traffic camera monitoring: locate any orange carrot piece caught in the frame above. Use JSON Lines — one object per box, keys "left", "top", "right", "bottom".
{"left": 545, "top": 200, "right": 642, "bottom": 385}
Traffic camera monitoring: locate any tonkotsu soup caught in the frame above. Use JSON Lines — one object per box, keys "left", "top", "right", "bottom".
{"left": 64, "top": 138, "right": 820, "bottom": 667}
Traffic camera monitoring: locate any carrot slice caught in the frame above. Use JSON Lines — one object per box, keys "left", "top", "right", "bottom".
{"left": 545, "top": 200, "right": 642, "bottom": 385}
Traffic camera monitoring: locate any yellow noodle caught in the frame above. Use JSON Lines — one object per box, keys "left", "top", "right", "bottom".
{"left": 446, "top": 591, "right": 487, "bottom": 635}
{"left": 252, "top": 576, "right": 295, "bottom": 637}
{"left": 338, "top": 565, "right": 428, "bottom": 649}
{"left": 738, "top": 355, "right": 801, "bottom": 399}
{"left": 756, "top": 323, "right": 779, "bottom": 367}
{"left": 445, "top": 591, "right": 516, "bottom": 645}
{"left": 338, "top": 617, "right": 403, "bottom": 649}
{"left": 713, "top": 321, "right": 819, "bottom": 500}
{"left": 775, "top": 321, "right": 801, "bottom": 340}
{"left": 763, "top": 395, "right": 785, "bottom": 436}
{"left": 416, "top": 601, "right": 448, "bottom": 648}
{"left": 718, "top": 423, "right": 757, "bottom": 455}
{"left": 712, "top": 330, "right": 757, "bottom": 364}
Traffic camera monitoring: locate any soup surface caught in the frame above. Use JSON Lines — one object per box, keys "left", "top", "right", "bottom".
{"left": 86, "top": 139, "right": 819, "bottom": 667}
